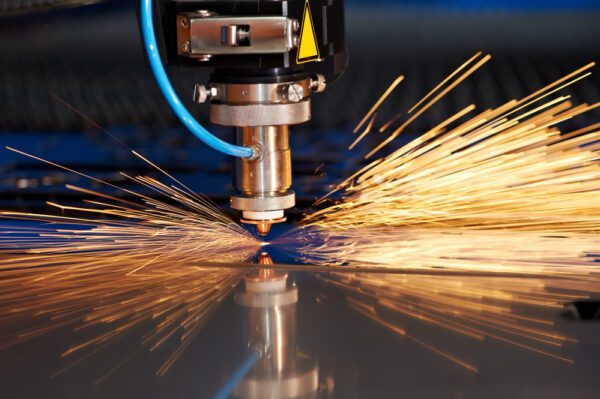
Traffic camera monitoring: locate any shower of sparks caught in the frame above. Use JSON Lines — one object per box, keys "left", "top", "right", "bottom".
{"left": 1, "top": 147, "right": 258, "bottom": 258}
{"left": 280, "top": 53, "right": 600, "bottom": 371}
{"left": 3, "top": 50, "right": 600, "bottom": 381}
{"left": 0, "top": 147, "right": 261, "bottom": 379}
{"left": 279, "top": 226, "right": 600, "bottom": 371}
{"left": 0, "top": 146, "right": 259, "bottom": 261}
{"left": 284, "top": 227, "right": 600, "bottom": 278}
{"left": 307, "top": 55, "right": 600, "bottom": 233}
{"left": 0, "top": 256, "right": 245, "bottom": 380}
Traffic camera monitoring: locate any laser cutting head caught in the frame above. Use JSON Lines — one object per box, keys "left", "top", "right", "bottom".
{"left": 142, "top": 0, "right": 346, "bottom": 234}
{"left": 205, "top": 77, "right": 323, "bottom": 235}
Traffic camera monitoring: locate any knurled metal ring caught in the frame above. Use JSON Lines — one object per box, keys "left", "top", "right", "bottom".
{"left": 210, "top": 101, "right": 311, "bottom": 127}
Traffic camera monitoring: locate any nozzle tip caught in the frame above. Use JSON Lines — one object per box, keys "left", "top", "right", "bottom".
{"left": 256, "top": 222, "right": 272, "bottom": 236}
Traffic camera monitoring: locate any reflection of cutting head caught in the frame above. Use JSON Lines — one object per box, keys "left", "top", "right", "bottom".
{"left": 232, "top": 253, "right": 320, "bottom": 398}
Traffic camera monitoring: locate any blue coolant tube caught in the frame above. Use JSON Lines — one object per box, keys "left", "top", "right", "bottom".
{"left": 140, "top": 0, "right": 253, "bottom": 158}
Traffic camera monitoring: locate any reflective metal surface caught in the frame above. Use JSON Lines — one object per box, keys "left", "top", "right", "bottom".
{"left": 233, "top": 267, "right": 319, "bottom": 399}
{"left": 1, "top": 248, "right": 599, "bottom": 399}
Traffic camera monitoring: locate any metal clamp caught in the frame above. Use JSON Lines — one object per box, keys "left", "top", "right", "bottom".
{"left": 177, "top": 12, "right": 299, "bottom": 59}
{"left": 207, "top": 79, "right": 311, "bottom": 104}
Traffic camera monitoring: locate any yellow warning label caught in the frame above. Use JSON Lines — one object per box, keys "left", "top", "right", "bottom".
{"left": 296, "top": 0, "right": 320, "bottom": 64}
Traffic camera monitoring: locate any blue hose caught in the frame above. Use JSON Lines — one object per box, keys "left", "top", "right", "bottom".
{"left": 212, "top": 350, "right": 261, "bottom": 399}
{"left": 140, "top": 0, "right": 253, "bottom": 158}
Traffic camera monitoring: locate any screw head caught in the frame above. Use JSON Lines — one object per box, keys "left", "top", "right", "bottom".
{"left": 181, "top": 41, "right": 190, "bottom": 53}
{"left": 285, "top": 83, "right": 304, "bottom": 102}
{"left": 196, "top": 9, "right": 214, "bottom": 17}
{"left": 310, "top": 74, "right": 327, "bottom": 93}
{"left": 180, "top": 17, "right": 189, "bottom": 28}
{"left": 193, "top": 84, "right": 208, "bottom": 103}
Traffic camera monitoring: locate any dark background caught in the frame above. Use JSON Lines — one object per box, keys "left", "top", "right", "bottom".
{"left": 1, "top": 0, "right": 600, "bottom": 218}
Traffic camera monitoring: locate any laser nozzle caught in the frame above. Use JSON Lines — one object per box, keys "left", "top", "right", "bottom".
{"left": 256, "top": 222, "right": 272, "bottom": 236}
{"left": 240, "top": 211, "right": 286, "bottom": 236}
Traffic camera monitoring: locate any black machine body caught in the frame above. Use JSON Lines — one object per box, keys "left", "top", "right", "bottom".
{"left": 143, "top": 0, "right": 347, "bottom": 84}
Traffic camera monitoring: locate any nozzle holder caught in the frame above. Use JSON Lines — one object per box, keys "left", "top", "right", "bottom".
{"left": 231, "top": 193, "right": 295, "bottom": 213}
{"left": 204, "top": 77, "right": 316, "bottom": 223}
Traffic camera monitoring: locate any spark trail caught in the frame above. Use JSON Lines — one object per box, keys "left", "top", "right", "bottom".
{"left": 307, "top": 54, "right": 600, "bottom": 233}
{"left": 321, "top": 269, "right": 592, "bottom": 373}
{"left": 0, "top": 255, "right": 245, "bottom": 379}
{"left": 278, "top": 54, "right": 600, "bottom": 370}
{"left": 0, "top": 147, "right": 261, "bottom": 379}
{"left": 279, "top": 226, "right": 600, "bottom": 372}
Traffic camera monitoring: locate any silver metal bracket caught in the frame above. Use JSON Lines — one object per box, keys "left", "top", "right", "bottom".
{"left": 177, "top": 12, "right": 298, "bottom": 59}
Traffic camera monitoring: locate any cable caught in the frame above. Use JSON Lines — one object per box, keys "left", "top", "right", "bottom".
{"left": 140, "top": 0, "right": 253, "bottom": 158}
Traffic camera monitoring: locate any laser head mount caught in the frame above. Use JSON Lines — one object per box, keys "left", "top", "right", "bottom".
{"left": 143, "top": 0, "right": 346, "bottom": 234}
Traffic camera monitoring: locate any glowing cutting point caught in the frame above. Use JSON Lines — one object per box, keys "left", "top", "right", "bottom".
{"left": 240, "top": 211, "right": 286, "bottom": 236}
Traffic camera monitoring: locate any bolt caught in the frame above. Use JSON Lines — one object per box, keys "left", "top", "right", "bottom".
{"left": 310, "top": 74, "right": 327, "bottom": 93}
{"left": 193, "top": 85, "right": 219, "bottom": 103}
{"left": 193, "top": 84, "right": 208, "bottom": 103}
{"left": 181, "top": 41, "right": 190, "bottom": 53}
{"left": 292, "top": 19, "right": 300, "bottom": 32}
{"left": 285, "top": 83, "right": 304, "bottom": 102}
{"left": 180, "top": 17, "right": 189, "bottom": 28}
{"left": 196, "top": 9, "right": 213, "bottom": 17}
{"left": 292, "top": 35, "right": 299, "bottom": 48}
